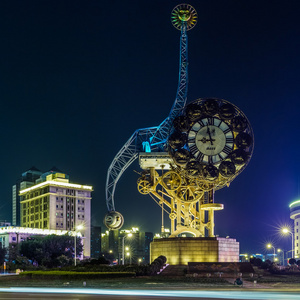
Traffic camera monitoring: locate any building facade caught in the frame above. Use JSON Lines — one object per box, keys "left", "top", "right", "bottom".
{"left": 289, "top": 199, "right": 300, "bottom": 258}
{"left": 90, "top": 226, "right": 101, "bottom": 259}
{"left": 101, "top": 227, "right": 153, "bottom": 264}
{"left": 18, "top": 170, "right": 92, "bottom": 257}
{"left": 12, "top": 167, "right": 42, "bottom": 226}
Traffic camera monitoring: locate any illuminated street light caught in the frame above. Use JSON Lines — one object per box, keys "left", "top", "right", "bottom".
{"left": 267, "top": 244, "right": 276, "bottom": 262}
{"left": 277, "top": 249, "right": 284, "bottom": 265}
{"left": 282, "top": 227, "right": 294, "bottom": 258}
{"left": 74, "top": 224, "right": 83, "bottom": 266}
{"left": 126, "top": 251, "right": 132, "bottom": 264}
{"left": 122, "top": 233, "right": 132, "bottom": 265}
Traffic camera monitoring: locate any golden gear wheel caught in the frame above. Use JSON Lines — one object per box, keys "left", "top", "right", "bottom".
{"left": 197, "top": 180, "right": 214, "bottom": 192}
{"left": 171, "top": 4, "right": 198, "bottom": 31}
{"left": 176, "top": 185, "right": 203, "bottom": 203}
{"left": 137, "top": 178, "right": 151, "bottom": 195}
{"left": 161, "top": 171, "right": 182, "bottom": 191}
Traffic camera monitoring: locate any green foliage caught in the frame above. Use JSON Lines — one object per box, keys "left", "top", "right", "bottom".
{"left": 19, "top": 234, "right": 82, "bottom": 268}
{"left": 0, "top": 246, "right": 6, "bottom": 265}
{"left": 19, "top": 271, "right": 135, "bottom": 279}
{"left": 250, "top": 257, "right": 262, "bottom": 267}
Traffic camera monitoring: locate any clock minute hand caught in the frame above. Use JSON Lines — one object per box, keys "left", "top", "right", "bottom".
{"left": 206, "top": 126, "right": 214, "bottom": 145}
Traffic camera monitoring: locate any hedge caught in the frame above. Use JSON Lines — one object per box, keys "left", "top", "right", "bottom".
{"left": 19, "top": 271, "right": 136, "bottom": 279}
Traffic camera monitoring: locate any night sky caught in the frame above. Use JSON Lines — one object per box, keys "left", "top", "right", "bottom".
{"left": 0, "top": 0, "right": 299, "bottom": 255}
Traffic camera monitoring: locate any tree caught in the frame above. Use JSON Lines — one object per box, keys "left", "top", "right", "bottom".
{"left": 19, "top": 234, "right": 83, "bottom": 267}
{"left": 0, "top": 247, "right": 6, "bottom": 265}
{"left": 250, "top": 257, "right": 262, "bottom": 267}
{"left": 289, "top": 258, "right": 297, "bottom": 265}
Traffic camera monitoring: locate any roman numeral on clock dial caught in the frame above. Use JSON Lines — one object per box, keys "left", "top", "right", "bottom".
{"left": 222, "top": 145, "right": 232, "bottom": 155}
{"left": 189, "top": 144, "right": 198, "bottom": 154}
{"left": 226, "top": 137, "right": 233, "bottom": 144}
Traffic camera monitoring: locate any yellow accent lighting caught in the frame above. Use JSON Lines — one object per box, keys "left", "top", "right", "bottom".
{"left": 19, "top": 180, "right": 93, "bottom": 195}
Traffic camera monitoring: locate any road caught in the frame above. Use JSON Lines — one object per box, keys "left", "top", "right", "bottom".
{"left": 0, "top": 288, "right": 299, "bottom": 300}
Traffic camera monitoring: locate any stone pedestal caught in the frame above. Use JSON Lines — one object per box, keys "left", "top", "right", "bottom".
{"left": 150, "top": 237, "right": 239, "bottom": 265}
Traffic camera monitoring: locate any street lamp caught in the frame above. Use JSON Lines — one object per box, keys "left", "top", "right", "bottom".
{"left": 122, "top": 233, "right": 132, "bottom": 265}
{"left": 126, "top": 251, "right": 132, "bottom": 264}
{"left": 267, "top": 243, "right": 275, "bottom": 262}
{"left": 282, "top": 227, "right": 294, "bottom": 258}
{"left": 74, "top": 224, "right": 83, "bottom": 266}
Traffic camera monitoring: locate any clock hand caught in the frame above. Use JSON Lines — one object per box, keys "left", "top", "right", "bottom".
{"left": 206, "top": 126, "right": 214, "bottom": 145}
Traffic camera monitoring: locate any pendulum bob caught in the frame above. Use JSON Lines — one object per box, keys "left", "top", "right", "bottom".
{"left": 103, "top": 211, "right": 124, "bottom": 230}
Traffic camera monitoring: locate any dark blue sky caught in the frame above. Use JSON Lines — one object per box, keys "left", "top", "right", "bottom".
{"left": 0, "top": 0, "right": 299, "bottom": 254}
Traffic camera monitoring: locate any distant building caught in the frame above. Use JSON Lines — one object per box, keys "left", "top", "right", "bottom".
{"left": 90, "top": 226, "right": 101, "bottom": 259}
{"left": 0, "top": 226, "right": 80, "bottom": 256}
{"left": 239, "top": 253, "right": 265, "bottom": 263}
{"left": 144, "top": 232, "right": 153, "bottom": 263}
{"left": 101, "top": 227, "right": 153, "bottom": 264}
{"left": 101, "top": 229, "right": 119, "bottom": 258}
{"left": 18, "top": 168, "right": 92, "bottom": 257}
{"left": 289, "top": 199, "right": 300, "bottom": 258}
{"left": 12, "top": 167, "right": 42, "bottom": 226}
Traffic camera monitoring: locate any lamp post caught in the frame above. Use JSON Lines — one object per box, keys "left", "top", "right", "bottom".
{"left": 122, "top": 233, "right": 132, "bottom": 265}
{"left": 282, "top": 227, "right": 294, "bottom": 258}
{"left": 267, "top": 243, "right": 275, "bottom": 262}
{"left": 74, "top": 224, "right": 83, "bottom": 266}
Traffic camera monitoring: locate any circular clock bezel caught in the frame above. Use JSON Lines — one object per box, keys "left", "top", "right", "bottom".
{"left": 168, "top": 97, "right": 254, "bottom": 190}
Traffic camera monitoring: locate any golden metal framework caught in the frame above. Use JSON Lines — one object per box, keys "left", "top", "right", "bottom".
{"left": 137, "top": 161, "right": 224, "bottom": 237}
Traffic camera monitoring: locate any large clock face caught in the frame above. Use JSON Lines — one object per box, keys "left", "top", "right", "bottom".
{"left": 168, "top": 97, "right": 254, "bottom": 188}
{"left": 188, "top": 117, "right": 234, "bottom": 164}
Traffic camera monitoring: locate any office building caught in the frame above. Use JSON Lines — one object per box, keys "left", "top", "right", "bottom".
{"left": 18, "top": 168, "right": 92, "bottom": 257}
{"left": 289, "top": 199, "right": 300, "bottom": 258}
{"left": 12, "top": 167, "right": 42, "bottom": 226}
{"left": 91, "top": 226, "right": 101, "bottom": 259}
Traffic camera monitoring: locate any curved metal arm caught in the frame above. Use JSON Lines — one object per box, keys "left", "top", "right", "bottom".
{"left": 105, "top": 23, "right": 189, "bottom": 212}
{"left": 105, "top": 127, "right": 159, "bottom": 211}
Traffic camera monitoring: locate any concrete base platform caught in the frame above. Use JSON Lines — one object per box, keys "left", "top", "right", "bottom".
{"left": 150, "top": 237, "right": 239, "bottom": 265}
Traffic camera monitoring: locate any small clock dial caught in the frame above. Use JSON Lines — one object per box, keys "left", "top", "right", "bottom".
{"left": 187, "top": 117, "right": 234, "bottom": 164}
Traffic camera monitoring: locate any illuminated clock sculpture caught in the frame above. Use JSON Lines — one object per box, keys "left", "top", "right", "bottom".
{"left": 104, "top": 4, "right": 253, "bottom": 241}
{"left": 135, "top": 5, "right": 253, "bottom": 238}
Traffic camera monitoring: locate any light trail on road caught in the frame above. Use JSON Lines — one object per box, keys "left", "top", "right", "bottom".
{"left": 0, "top": 288, "right": 299, "bottom": 300}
